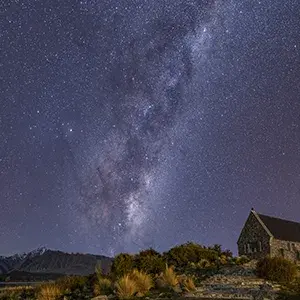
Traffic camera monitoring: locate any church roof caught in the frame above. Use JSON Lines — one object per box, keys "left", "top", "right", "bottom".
{"left": 257, "top": 212, "right": 300, "bottom": 243}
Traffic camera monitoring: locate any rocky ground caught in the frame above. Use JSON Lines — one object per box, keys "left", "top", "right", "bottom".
{"left": 185, "top": 261, "right": 281, "bottom": 300}
{"left": 92, "top": 262, "right": 283, "bottom": 300}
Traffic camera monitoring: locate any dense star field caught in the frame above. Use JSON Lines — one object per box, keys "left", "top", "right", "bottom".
{"left": 1, "top": 0, "right": 300, "bottom": 256}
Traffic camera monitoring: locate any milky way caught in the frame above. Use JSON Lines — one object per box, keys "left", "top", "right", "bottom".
{"left": 1, "top": 0, "right": 300, "bottom": 256}
{"left": 64, "top": 0, "right": 229, "bottom": 255}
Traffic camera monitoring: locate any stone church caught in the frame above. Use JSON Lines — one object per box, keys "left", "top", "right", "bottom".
{"left": 237, "top": 208, "right": 300, "bottom": 262}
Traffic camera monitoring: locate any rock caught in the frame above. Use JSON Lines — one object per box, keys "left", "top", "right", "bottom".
{"left": 91, "top": 296, "right": 108, "bottom": 300}
{"left": 172, "top": 286, "right": 182, "bottom": 293}
{"left": 183, "top": 292, "right": 197, "bottom": 297}
{"left": 252, "top": 284, "right": 276, "bottom": 300}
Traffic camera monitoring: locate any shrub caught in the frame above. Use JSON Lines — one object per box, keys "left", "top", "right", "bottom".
{"left": 111, "top": 253, "right": 134, "bottom": 278}
{"left": 159, "top": 265, "right": 179, "bottom": 289}
{"left": 232, "top": 255, "right": 250, "bottom": 265}
{"left": 137, "top": 248, "right": 160, "bottom": 257}
{"left": 134, "top": 249, "right": 165, "bottom": 274}
{"left": 198, "top": 259, "right": 211, "bottom": 268}
{"left": 0, "top": 286, "right": 35, "bottom": 300}
{"left": 37, "top": 283, "right": 62, "bottom": 300}
{"left": 208, "top": 245, "right": 233, "bottom": 258}
{"left": 130, "top": 269, "right": 153, "bottom": 296}
{"left": 163, "top": 242, "right": 219, "bottom": 267}
{"left": 208, "top": 244, "right": 222, "bottom": 256}
{"left": 256, "top": 256, "right": 297, "bottom": 284}
{"left": 55, "top": 275, "right": 88, "bottom": 292}
{"left": 219, "top": 254, "right": 228, "bottom": 265}
{"left": 94, "top": 278, "right": 113, "bottom": 296}
{"left": 282, "top": 277, "right": 300, "bottom": 297}
{"left": 238, "top": 255, "right": 250, "bottom": 265}
{"left": 115, "top": 275, "right": 137, "bottom": 299}
{"left": 222, "top": 249, "right": 233, "bottom": 258}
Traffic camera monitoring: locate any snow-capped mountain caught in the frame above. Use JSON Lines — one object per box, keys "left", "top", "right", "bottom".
{"left": 0, "top": 247, "right": 49, "bottom": 274}
{"left": 0, "top": 248, "right": 112, "bottom": 276}
{"left": 6, "top": 247, "right": 48, "bottom": 262}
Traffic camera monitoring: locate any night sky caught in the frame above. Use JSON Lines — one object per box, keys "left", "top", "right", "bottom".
{"left": 1, "top": 0, "right": 300, "bottom": 257}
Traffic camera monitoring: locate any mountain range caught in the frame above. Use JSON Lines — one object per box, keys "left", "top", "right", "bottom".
{"left": 0, "top": 247, "right": 112, "bottom": 279}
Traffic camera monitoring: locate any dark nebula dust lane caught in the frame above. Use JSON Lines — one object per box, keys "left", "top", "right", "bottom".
{"left": 1, "top": 0, "right": 300, "bottom": 256}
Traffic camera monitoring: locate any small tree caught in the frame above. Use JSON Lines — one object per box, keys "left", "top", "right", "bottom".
{"left": 111, "top": 253, "right": 134, "bottom": 278}
{"left": 134, "top": 248, "right": 165, "bottom": 274}
{"left": 209, "top": 244, "right": 222, "bottom": 256}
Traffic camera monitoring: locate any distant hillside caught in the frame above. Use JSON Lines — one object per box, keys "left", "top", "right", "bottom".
{"left": 3, "top": 270, "right": 64, "bottom": 282}
{"left": 0, "top": 247, "right": 112, "bottom": 277}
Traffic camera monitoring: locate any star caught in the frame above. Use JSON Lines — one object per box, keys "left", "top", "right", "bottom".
{"left": 1, "top": 0, "right": 300, "bottom": 257}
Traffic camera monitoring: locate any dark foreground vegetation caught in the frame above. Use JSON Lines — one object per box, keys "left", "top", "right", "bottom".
{"left": 1, "top": 242, "right": 300, "bottom": 300}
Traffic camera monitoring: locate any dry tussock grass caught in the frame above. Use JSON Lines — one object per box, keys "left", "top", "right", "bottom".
{"left": 130, "top": 269, "right": 153, "bottom": 296}
{"left": 115, "top": 275, "right": 137, "bottom": 299}
{"left": 160, "top": 265, "right": 178, "bottom": 288}
{"left": 37, "top": 283, "right": 62, "bottom": 300}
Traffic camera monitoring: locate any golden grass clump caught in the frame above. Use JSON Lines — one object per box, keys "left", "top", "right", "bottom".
{"left": 160, "top": 265, "right": 179, "bottom": 288}
{"left": 115, "top": 274, "right": 137, "bottom": 299}
{"left": 94, "top": 277, "right": 112, "bottom": 296}
{"left": 37, "top": 283, "right": 62, "bottom": 300}
{"left": 181, "top": 276, "right": 196, "bottom": 292}
{"left": 130, "top": 269, "right": 153, "bottom": 296}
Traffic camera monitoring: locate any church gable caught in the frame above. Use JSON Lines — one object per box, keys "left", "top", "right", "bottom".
{"left": 237, "top": 209, "right": 271, "bottom": 258}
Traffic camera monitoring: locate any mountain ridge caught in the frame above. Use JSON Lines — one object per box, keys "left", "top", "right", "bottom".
{"left": 0, "top": 247, "right": 112, "bottom": 277}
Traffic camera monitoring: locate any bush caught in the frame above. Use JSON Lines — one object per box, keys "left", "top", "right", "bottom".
{"left": 130, "top": 269, "right": 153, "bottom": 296}
{"left": 222, "top": 249, "right": 233, "bottom": 258}
{"left": 256, "top": 256, "right": 297, "bottom": 284}
{"left": 55, "top": 275, "right": 88, "bottom": 292}
{"left": 111, "top": 253, "right": 134, "bottom": 278}
{"left": 291, "top": 277, "right": 300, "bottom": 295}
{"left": 219, "top": 254, "right": 229, "bottom": 265}
{"left": 198, "top": 259, "right": 211, "bottom": 268}
{"left": 37, "top": 283, "right": 62, "bottom": 300}
{"left": 115, "top": 275, "right": 137, "bottom": 299}
{"left": 0, "top": 286, "right": 35, "bottom": 300}
{"left": 134, "top": 248, "right": 165, "bottom": 274}
{"left": 230, "top": 255, "right": 250, "bottom": 265}
{"left": 208, "top": 244, "right": 233, "bottom": 258}
{"left": 237, "top": 255, "right": 250, "bottom": 265}
{"left": 163, "top": 242, "right": 219, "bottom": 268}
